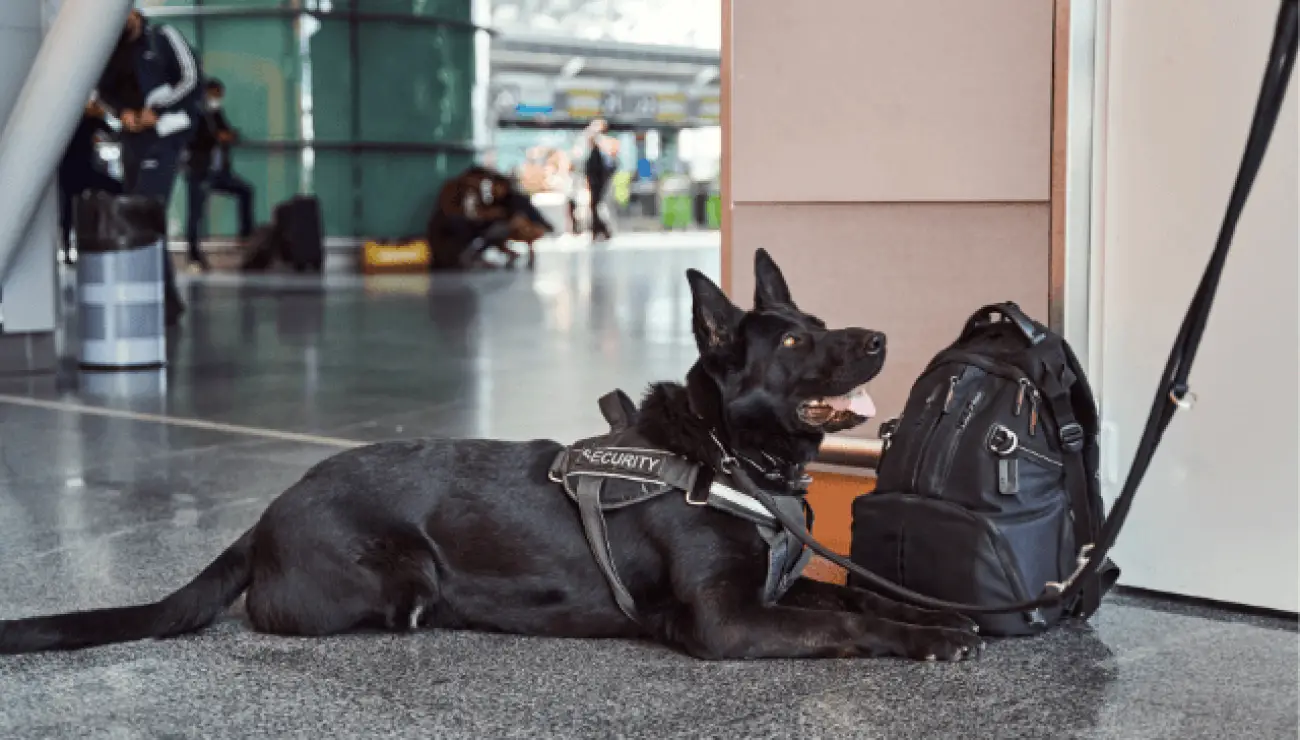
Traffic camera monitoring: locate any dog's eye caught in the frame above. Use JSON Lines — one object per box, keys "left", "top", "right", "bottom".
{"left": 781, "top": 334, "right": 801, "bottom": 348}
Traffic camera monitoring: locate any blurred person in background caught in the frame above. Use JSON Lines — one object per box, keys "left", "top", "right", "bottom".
{"left": 184, "top": 78, "right": 254, "bottom": 273}
{"left": 543, "top": 149, "right": 577, "bottom": 233}
{"left": 56, "top": 99, "right": 121, "bottom": 264}
{"left": 584, "top": 119, "right": 616, "bottom": 241}
{"left": 94, "top": 8, "right": 203, "bottom": 325}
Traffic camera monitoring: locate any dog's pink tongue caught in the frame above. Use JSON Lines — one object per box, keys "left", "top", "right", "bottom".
{"left": 827, "top": 387, "right": 877, "bottom": 418}
{"left": 850, "top": 390, "right": 876, "bottom": 418}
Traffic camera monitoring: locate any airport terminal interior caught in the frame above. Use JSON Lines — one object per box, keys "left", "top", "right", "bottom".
{"left": 0, "top": 1, "right": 1296, "bottom": 738}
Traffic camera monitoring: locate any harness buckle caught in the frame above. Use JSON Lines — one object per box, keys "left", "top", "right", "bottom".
{"left": 685, "top": 485, "right": 710, "bottom": 506}
{"left": 1058, "top": 422, "right": 1085, "bottom": 453}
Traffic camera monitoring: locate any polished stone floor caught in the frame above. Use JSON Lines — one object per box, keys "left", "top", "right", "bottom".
{"left": 0, "top": 235, "right": 1295, "bottom": 739}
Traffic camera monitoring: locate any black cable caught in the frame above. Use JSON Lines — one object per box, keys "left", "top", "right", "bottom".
{"left": 732, "top": 0, "right": 1299, "bottom": 616}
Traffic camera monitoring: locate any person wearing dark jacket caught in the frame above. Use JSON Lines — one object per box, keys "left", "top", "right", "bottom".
{"left": 56, "top": 100, "right": 122, "bottom": 263}
{"left": 583, "top": 120, "right": 616, "bottom": 241}
{"left": 94, "top": 9, "right": 203, "bottom": 325}
{"left": 184, "top": 79, "right": 253, "bottom": 272}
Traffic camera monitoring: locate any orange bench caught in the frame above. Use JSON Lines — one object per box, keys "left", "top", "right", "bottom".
{"left": 802, "top": 472, "right": 875, "bottom": 584}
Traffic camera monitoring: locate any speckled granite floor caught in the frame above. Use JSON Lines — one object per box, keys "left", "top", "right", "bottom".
{"left": 0, "top": 241, "right": 1295, "bottom": 739}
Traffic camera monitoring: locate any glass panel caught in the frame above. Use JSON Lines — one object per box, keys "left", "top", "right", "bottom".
{"left": 304, "top": 18, "right": 354, "bottom": 143}
{"left": 198, "top": 17, "right": 299, "bottom": 142}
{"left": 355, "top": 21, "right": 474, "bottom": 145}
{"left": 357, "top": 151, "right": 473, "bottom": 238}
{"left": 308, "top": 149, "right": 356, "bottom": 238}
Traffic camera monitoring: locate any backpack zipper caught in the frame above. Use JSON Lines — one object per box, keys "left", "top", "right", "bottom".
{"left": 927, "top": 390, "right": 984, "bottom": 496}
{"left": 1028, "top": 387, "right": 1041, "bottom": 437}
{"left": 941, "top": 374, "right": 960, "bottom": 414}
{"left": 1014, "top": 378, "right": 1032, "bottom": 416}
{"left": 901, "top": 377, "right": 951, "bottom": 489}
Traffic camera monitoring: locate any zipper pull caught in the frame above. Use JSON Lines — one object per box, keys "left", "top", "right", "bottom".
{"left": 1029, "top": 390, "right": 1040, "bottom": 436}
{"left": 1015, "top": 379, "right": 1030, "bottom": 416}
{"left": 942, "top": 375, "right": 959, "bottom": 413}
{"left": 957, "top": 391, "right": 983, "bottom": 429}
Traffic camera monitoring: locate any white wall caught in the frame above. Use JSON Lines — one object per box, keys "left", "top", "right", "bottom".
{"left": 1092, "top": 0, "right": 1298, "bottom": 612}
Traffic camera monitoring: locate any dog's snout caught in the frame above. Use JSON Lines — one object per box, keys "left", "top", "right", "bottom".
{"left": 865, "top": 332, "right": 886, "bottom": 355}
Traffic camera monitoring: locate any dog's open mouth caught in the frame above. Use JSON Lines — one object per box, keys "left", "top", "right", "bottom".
{"left": 797, "top": 382, "right": 877, "bottom": 429}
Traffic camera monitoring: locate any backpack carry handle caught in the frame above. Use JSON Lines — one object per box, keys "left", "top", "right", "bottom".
{"left": 961, "top": 302, "right": 1046, "bottom": 346}
{"left": 741, "top": 0, "right": 1297, "bottom": 619}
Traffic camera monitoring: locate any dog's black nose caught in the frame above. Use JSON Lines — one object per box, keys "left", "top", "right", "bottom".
{"left": 865, "top": 332, "right": 886, "bottom": 354}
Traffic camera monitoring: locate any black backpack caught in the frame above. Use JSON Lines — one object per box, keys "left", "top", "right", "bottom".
{"left": 849, "top": 303, "right": 1120, "bottom": 636}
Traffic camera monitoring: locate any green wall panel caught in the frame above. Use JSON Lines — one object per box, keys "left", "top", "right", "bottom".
{"left": 308, "top": 150, "right": 356, "bottom": 238}
{"left": 355, "top": 22, "right": 474, "bottom": 145}
{"left": 306, "top": 19, "right": 355, "bottom": 144}
{"left": 357, "top": 151, "right": 474, "bottom": 239}
{"left": 199, "top": 17, "right": 299, "bottom": 142}
{"left": 146, "top": 3, "right": 476, "bottom": 241}
{"left": 332, "top": 1, "right": 472, "bottom": 20}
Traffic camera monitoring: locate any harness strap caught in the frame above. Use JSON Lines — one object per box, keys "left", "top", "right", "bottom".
{"left": 574, "top": 477, "right": 642, "bottom": 624}
{"left": 598, "top": 390, "right": 638, "bottom": 432}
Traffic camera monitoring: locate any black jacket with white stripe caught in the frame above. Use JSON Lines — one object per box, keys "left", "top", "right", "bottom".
{"left": 96, "top": 18, "right": 203, "bottom": 138}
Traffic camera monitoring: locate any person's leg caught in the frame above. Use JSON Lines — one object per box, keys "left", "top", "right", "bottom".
{"left": 119, "top": 135, "right": 141, "bottom": 194}
{"left": 86, "top": 169, "right": 123, "bottom": 196}
{"left": 588, "top": 181, "right": 609, "bottom": 239}
{"left": 185, "top": 172, "right": 210, "bottom": 268}
{"left": 128, "top": 135, "right": 189, "bottom": 322}
{"left": 57, "top": 170, "right": 76, "bottom": 260}
{"left": 212, "top": 171, "right": 255, "bottom": 239}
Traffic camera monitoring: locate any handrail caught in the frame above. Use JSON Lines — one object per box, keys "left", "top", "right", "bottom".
{"left": 815, "top": 436, "right": 882, "bottom": 470}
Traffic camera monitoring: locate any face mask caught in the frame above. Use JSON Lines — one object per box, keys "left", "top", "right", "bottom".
{"left": 207, "top": 98, "right": 223, "bottom": 111}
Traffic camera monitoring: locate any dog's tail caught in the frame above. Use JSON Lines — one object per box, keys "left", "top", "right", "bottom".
{"left": 0, "top": 528, "right": 255, "bottom": 654}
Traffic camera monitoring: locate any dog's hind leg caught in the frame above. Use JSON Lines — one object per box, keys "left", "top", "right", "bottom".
{"left": 244, "top": 567, "right": 382, "bottom": 637}
{"left": 778, "top": 578, "right": 979, "bottom": 633}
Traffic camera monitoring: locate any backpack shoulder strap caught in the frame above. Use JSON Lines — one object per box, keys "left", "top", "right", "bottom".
{"left": 1032, "top": 339, "right": 1118, "bottom": 618}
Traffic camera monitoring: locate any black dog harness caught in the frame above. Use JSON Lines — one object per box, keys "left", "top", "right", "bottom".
{"left": 549, "top": 390, "right": 814, "bottom": 624}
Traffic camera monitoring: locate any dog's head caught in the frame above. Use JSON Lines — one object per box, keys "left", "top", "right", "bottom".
{"left": 686, "top": 249, "right": 886, "bottom": 436}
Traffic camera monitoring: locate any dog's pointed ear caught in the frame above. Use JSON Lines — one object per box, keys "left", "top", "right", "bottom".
{"left": 687, "top": 269, "right": 742, "bottom": 356}
{"left": 753, "top": 248, "right": 794, "bottom": 310}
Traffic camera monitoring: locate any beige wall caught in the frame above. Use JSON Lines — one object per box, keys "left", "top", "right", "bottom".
{"left": 725, "top": 0, "right": 1057, "bottom": 436}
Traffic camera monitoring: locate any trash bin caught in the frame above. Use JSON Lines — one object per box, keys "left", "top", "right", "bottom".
{"left": 73, "top": 192, "right": 167, "bottom": 370}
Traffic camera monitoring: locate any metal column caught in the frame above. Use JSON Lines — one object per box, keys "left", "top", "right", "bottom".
{"left": 0, "top": 0, "right": 131, "bottom": 289}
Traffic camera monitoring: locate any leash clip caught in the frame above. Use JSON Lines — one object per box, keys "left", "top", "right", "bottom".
{"left": 1045, "top": 543, "right": 1095, "bottom": 594}
{"left": 1169, "top": 387, "right": 1198, "bottom": 410}
{"left": 708, "top": 431, "right": 737, "bottom": 473}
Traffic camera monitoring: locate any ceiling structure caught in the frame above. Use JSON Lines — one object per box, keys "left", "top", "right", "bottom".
{"left": 488, "top": 0, "right": 722, "bottom": 50}
{"left": 487, "top": 0, "right": 721, "bottom": 129}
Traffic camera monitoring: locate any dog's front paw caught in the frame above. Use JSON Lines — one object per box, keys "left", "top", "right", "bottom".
{"left": 905, "top": 627, "right": 985, "bottom": 662}
{"left": 922, "top": 609, "right": 980, "bottom": 635}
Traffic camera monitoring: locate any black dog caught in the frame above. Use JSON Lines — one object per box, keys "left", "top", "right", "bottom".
{"left": 0, "top": 250, "right": 982, "bottom": 661}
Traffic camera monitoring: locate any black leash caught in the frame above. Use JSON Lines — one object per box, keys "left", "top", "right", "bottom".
{"left": 734, "top": 0, "right": 1298, "bottom": 617}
